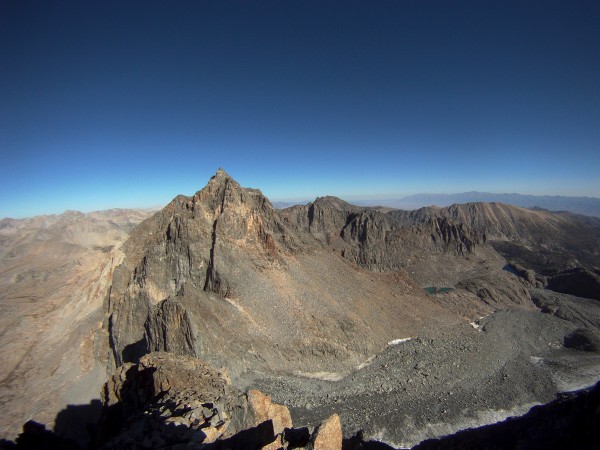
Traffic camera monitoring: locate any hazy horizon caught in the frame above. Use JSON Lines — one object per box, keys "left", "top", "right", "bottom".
{"left": 2, "top": 1, "right": 599, "bottom": 218}
{"left": 4, "top": 174, "right": 600, "bottom": 220}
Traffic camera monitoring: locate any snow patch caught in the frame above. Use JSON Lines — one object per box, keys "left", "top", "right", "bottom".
{"left": 469, "top": 321, "right": 482, "bottom": 331}
{"left": 388, "top": 337, "right": 412, "bottom": 346}
{"left": 294, "top": 371, "right": 345, "bottom": 382}
{"left": 357, "top": 355, "right": 376, "bottom": 370}
{"left": 469, "top": 316, "right": 486, "bottom": 331}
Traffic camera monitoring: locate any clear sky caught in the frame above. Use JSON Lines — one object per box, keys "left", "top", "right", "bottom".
{"left": 1, "top": 1, "right": 599, "bottom": 218}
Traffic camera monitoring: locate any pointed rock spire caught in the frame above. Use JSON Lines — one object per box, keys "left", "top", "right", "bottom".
{"left": 214, "top": 167, "right": 230, "bottom": 179}
{"left": 205, "top": 167, "right": 239, "bottom": 190}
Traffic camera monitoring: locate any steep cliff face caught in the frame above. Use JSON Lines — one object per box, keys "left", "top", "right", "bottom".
{"left": 339, "top": 215, "right": 482, "bottom": 271}
{"left": 388, "top": 201, "right": 599, "bottom": 243}
{"left": 281, "top": 198, "right": 482, "bottom": 272}
{"left": 145, "top": 299, "right": 197, "bottom": 356}
{"left": 283, "top": 196, "right": 361, "bottom": 247}
{"left": 105, "top": 170, "right": 458, "bottom": 375}
{"left": 388, "top": 202, "right": 600, "bottom": 274}
{"left": 106, "top": 169, "right": 299, "bottom": 368}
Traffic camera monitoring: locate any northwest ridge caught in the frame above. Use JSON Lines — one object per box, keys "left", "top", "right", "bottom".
{"left": 1, "top": 169, "right": 600, "bottom": 448}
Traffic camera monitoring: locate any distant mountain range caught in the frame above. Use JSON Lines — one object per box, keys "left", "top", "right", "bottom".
{"left": 343, "top": 192, "right": 600, "bottom": 218}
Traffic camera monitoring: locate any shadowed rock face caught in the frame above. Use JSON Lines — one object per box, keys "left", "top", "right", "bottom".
{"left": 547, "top": 268, "right": 600, "bottom": 300}
{"left": 144, "top": 299, "right": 197, "bottom": 356}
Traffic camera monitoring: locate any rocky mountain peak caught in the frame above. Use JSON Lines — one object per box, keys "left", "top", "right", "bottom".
{"left": 208, "top": 167, "right": 237, "bottom": 189}
{"left": 312, "top": 196, "right": 358, "bottom": 212}
{"left": 191, "top": 169, "right": 273, "bottom": 216}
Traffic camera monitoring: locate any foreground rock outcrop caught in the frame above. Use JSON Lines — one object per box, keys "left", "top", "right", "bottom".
{"left": 97, "top": 352, "right": 345, "bottom": 450}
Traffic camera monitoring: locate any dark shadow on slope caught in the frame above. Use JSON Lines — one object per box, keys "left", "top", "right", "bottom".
{"left": 412, "top": 381, "right": 600, "bottom": 450}
{"left": 285, "top": 426, "right": 311, "bottom": 448}
{"left": 547, "top": 268, "right": 600, "bottom": 301}
{"left": 121, "top": 337, "right": 147, "bottom": 364}
{"left": 0, "top": 420, "right": 80, "bottom": 450}
{"left": 343, "top": 430, "right": 396, "bottom": 449}
{"left": 53, "top": 400, "right": 103, "bottom": 448}
{"left": 491, "top": 241, "right": 572, "bottom": 275}
{"left": 197, "top": 420, "right": 276, "bottom": 449}
{"left": 564, "top": 329, "right": 600, "bottom": 352}
{"left": 0, "top": 400, "right": 104, "bottom": 450}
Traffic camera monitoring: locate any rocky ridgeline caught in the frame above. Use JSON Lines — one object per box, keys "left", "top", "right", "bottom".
{"left": 281, "top": 196, "right": 482, "bottom": 272}
{"left": 98, "top": 352, "right": 344, "bottom": 450}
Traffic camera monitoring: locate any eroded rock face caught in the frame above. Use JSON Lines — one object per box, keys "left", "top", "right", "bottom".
{"left": 105, "top": 169, "right": 301, "bottom": 368}
{"left": 390, "top": 202, "right": 600, "bottom": 277}
{"left": 281, "top": 198, "right": 483, "bottom": 272}
{"left": 457, "top": 273, "right": 533, "bottom": 309}
{"left": 104, "top": 170, "right": 464, "bottom": 376}
{"left": 144, "top": 298, "right": 197, "bottom": 356}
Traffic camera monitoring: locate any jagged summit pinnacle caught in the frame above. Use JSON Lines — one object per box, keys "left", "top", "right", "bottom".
{"left": 207, "top": 167, "right": 235, "bottom": 185}
{"left": 214, "top": 167, "right": 229, "bottom": 178}
{"left": 191, "top": 168, "right": 272, "bottom": 212}
{"left": 198, "top": 168, "right": 240, "bottom": 195}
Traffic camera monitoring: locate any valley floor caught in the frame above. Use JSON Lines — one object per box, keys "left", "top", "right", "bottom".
{"left": 241, "top": 290, "right": 600, "bottom": 448}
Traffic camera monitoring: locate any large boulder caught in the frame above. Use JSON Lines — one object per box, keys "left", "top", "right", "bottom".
{"left": 309, "top": 414, "right": 342, "bottom": 450}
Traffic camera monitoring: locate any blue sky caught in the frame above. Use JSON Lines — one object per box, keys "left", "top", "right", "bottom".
{"left": 1, "top": 1, "right": 599, "bottom": 218}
